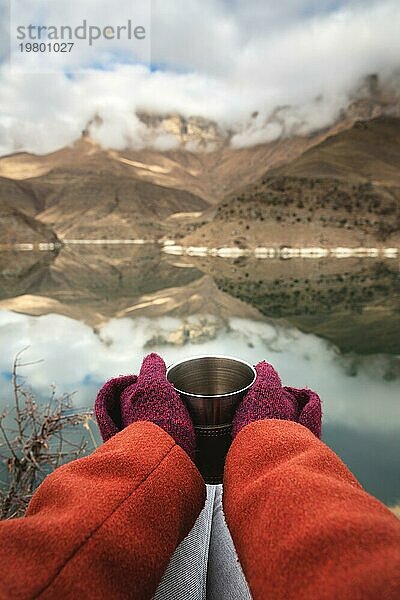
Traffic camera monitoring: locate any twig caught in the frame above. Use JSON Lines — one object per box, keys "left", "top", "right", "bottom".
{"left": 0, "top": 352, "right": 97, "bottom": 519}
{"left": 83, "top": 416, "right": 99, "bottom": 450}
{"left": 0, "top": 419, "right": 19, "bottom": 462}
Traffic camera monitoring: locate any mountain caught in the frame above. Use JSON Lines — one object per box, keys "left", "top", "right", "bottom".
{"left": 26, "top": 167, "right": 208, "bottom": 239}
{"left": 1, "top": 86, "right": 396, "bottom": 203}
{"left": 182, "top": 116, "right": 400, "bottom": 248}
{"left": 0, "top": 134, "right": 211, "bottom": 241}
{"left": 0, "top": 88, "right": 399, "bottom": 243}
{"left": 0, "top": 130, "right": 332, "bottom": 243}
{"left": 273, "top": 116, "right": 400, "bottom": 185}
{"left": 0, "top": 177, "right": 54, "bottom": 245}
{"left": 0, "top": 130, "right": 336, "bottom": 206}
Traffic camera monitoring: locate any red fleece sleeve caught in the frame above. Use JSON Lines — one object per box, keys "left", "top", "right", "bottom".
{"left": 0, "top": 422, "right": 205, "bottom": 600}
{"left": 223, "top": 419, "right": 400, "bottom": 600}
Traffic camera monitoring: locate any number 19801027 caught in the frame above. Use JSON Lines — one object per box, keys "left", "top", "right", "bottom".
{"left": 19, "top": 42, "right": 74, "bottom": 52}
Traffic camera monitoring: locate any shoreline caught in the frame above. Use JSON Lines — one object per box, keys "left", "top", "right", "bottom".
{"left": 0, "top": 239, "right": 398, "bottom": 259}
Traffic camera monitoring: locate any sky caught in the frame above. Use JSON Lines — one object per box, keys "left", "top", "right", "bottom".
{"left": 0, "top": 0, "right": 400, "bottom": 155}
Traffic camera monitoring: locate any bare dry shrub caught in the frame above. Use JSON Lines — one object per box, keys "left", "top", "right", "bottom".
{"left": 0, "top": 349, "right": 97, "bottom": 519}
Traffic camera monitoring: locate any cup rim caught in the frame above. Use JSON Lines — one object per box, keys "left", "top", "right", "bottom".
{"left": 166, "top": 354, "right": 257, "bottom": 399}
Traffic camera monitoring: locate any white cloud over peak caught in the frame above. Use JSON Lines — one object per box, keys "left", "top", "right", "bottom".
{"left": 0, "top": 0, "right": 399, "bottom": 155}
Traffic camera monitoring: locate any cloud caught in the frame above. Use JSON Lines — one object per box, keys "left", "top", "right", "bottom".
{"left": 0, "top": 310, "right": 399, "bottom": 436}
{"left": 0, "top": 0, "right": 400, "bottom": 154}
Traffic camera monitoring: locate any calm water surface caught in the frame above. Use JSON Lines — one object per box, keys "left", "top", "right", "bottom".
{"left": 0, "top": 245, "right": 399, "bottom": 504}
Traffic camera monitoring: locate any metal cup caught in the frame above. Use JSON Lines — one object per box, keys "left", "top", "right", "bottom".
{"left": 167, "top": 355, "right": 256, "bottom": 483}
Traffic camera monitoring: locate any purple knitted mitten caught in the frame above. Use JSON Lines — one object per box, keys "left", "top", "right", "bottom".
{"left": 232, "top": 361, "right": 322, "bottom": 439}
{"left": 95, "top": 353, "right": 196, "bottom": 460}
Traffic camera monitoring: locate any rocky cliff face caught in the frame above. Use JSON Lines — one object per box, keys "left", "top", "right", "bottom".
{"left": 136, "top": 112, "right": 227, "bottom": 149}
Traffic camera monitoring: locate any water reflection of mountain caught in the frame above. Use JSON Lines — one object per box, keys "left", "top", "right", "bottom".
{"left": 1, "top": 245, "right": 399, "bottom": 354}
{"left": 201, "top": 255, "right": 400, "bottom": 355}
{"left": 0, "top": 245, "right": 199, "bottom": 316}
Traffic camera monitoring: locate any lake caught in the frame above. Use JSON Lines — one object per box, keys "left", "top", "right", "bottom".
{"left": 0, "top": 244, "right": 399, "bottom": 505}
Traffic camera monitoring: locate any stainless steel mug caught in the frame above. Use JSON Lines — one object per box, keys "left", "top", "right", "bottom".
{"left": 166, "top": 355, "right": 256, "bottom": 484}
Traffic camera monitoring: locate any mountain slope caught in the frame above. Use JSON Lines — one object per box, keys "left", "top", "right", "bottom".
{"left": 273, "top": 116, "right": 400, "bottom": 186}
{"left": 0, "top": 176, "right": 57, "bottom": 245}
{"left": 26, "top": 167, "right": 208, "bottom": 239}
{"left": 182, "top": 116, "right": 400, "bottom": 247}
{"left": 0, "top": 203, "right": 58, "bottom": 245}
{"left": 0, "top": 134, "right": 335, "bottom": 204}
